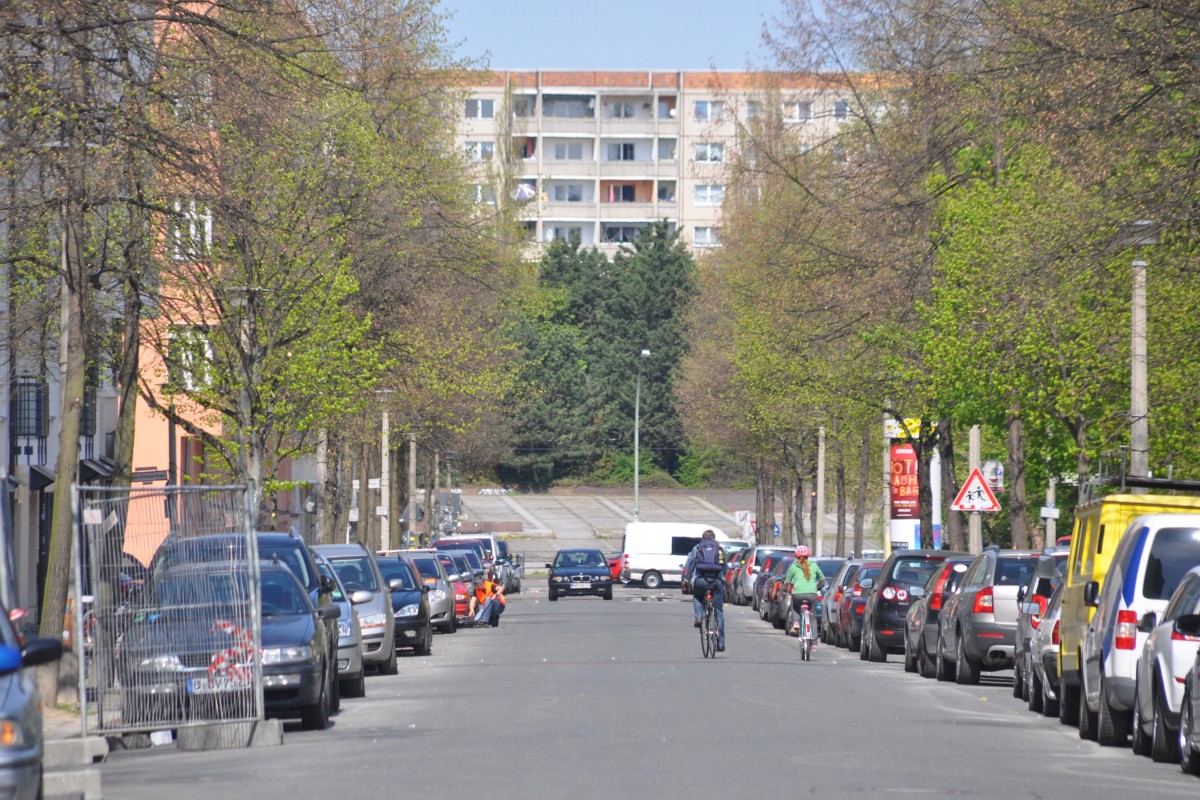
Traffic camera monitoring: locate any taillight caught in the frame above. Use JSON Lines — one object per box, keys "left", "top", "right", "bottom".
{"left": 852, "top": 585, "right": 863, "bottom": 597}
{"left": 972, "top": 586, "right": 994, "bottom": 614}
{"left": 833, "top": 590, "right": 843, "bottom": 602}
{"left": 1030, "top": 595, "right": 1048, "bottom": 630}
{"left": 882, "top": 586, "right": 896, "bottom": 601}
{"left": 1171, "top": 628, "right": 1200, "bottom": 643}
{"left": 930, "top": 592, "right": 944, "bottom": 611}
{"left": 1051, "top": 619, "right": 1060, "bottom": 646}
{"left": 930, "top": 566, "right": 953, "bottom": 611}
{"left": 1115, "top": 610, "right": 1138, "bottom": 650}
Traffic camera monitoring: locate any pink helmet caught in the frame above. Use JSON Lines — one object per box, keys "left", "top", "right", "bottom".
{"left": 795, "top": 545, "right": 810, "bottom": 558}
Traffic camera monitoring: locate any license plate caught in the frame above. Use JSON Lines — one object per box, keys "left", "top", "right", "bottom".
{"left": 188, "top": 674, "right": 251, "bottom": 694}
{"left": 570, "top": 582, "right": 592, "bottom": 589}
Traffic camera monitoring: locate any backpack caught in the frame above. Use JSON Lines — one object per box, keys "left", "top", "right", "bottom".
{"left": 694, "top": 539, "right": 724, "bottom": 575}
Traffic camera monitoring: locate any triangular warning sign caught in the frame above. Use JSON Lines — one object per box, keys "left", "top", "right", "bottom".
{"left": 951, "top": 467, "right": 1002, "bottom": 512}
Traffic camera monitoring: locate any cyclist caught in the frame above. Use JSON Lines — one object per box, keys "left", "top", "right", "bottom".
{"left": 683, "top": 530, "right": 727, "bottom": 652}
{"left": 784, "top": 545, "right": 824, "bottom": 639}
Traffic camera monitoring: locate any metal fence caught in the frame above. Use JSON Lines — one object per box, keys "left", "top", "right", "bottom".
{"left": 73, "top": 485, "right": 262, "bottom": 735}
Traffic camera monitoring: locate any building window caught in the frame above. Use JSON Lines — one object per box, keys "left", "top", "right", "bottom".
{"left": 12, "top": 380, "right": 49, "bottom": 438}
{"left": 694, "top": 226, "right": 722, "bottom": 247}
{"left": 605, "top": 101, "right": 636, "bottom": 118}
{"left": 606, "top": 142, "right": 636, "bottom": 161}
{"left": 693, "top": 100, "right": 723, "bottom": 121}
{"left": 695, "top": 142, "right": 724, "bottom": 163}
{"left": 511, "top": 96, "right": 535, "bottom": 118}
{"left": 469, "top": 184, "right": 496, "bottom": 204}
{"left": 658, "top": 97, "right": 677, "bottom": 119}
{"left": 464, "top": 98, "right": 494, "bottom": 119}
{"left": 746, "top": 100, "right": 760, "bottom": 121}
{"left": 602, "top": 225, "right": 642, "bottom": 243}
{"left": 784, "top": 100, "right": 813, "bottom": 123}
{"left": 553, "top": 184, "right": 584, "bottom": 202}
{"left": 522, "top": 221, "right": 537, "bottom": 241}
{"left": 80, "top": 387, "right": 97, "bottom": 437}
{"left": 606, "top": 184, "right": 637, "bottom": 202}
{"left": 546, "top": 226, "right": 582, "bottom": 244}
{"left": 834, "top": 99, "right": 849, "bottom": 122}
{"left": 169, "top": 200, "right": 212, "bottom": 261}
{"left": 657, "top": 181, "right": 676, "bottom": 202}
{"left": 465, "top": 141, "right": 494, "bottom": 161}
{"left": 166, "top": 327, "right": 213, "bottom": 393}
{"left": 513, "top": 137, "right": 536, "bottom": 159}
{"left": 553, "top": 142, "right": 583, "bottom": 160}
{"left": 657, "top": 138, "right": 677, "bottom": 161}
{"left": 694, "top": 184, "right": 725, "bottom": 206}
{"left": 544, "top": 97, "right": 594, "bottom": 118}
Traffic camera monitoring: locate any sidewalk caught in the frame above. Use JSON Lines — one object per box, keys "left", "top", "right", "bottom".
{"left": 42, "top": 705, "right": 106, "bottom": 800}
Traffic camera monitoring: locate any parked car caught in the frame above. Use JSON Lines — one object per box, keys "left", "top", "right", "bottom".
{"left": 434, "top": 537, "right": 491, "bottom": 569}
{"left": 838, "top": 562, "right": 883, "bottom": 651}
{"left": 619, "top": 522, "right": 734, "bottom": 589}
{"left": 724, "top": 550, "right": 747, "bottom": 600}
{"left": 313, "top": 554, "right": 368, "bottom": 699}
{"left": 548, "top": 548, "right": 614, "bottom": 601}
{"left": 375, "top": 556, "right": 433, "bottom": 655}
{"left": 823, "top": 560, "right": 862, "bottom": 645}
{"left": 1180, "top": 631, "right": 1200, "bottom": 774}
{"left": 753, "top": 553, "right": 790, "bottom": 617}
{"left": 936, "top": 548, "right": 1039, "bottom": 684}
{"left": 1014, "top": 548, "right": 1068, "bottom": 701}
{"left": 0, "top": 602, "right": 62, "bottom": 800}
{"left": 1027, "top": 582, "right": 1065, "bottom": 718}
{"left": 1079, "top": 513, "right": 1200, "bottom": 745}
{"left": 389, "top": 549, "right": 457, "bottom": 634}
{"left": 494, "top": 540, "right": 523, "bottom": 593}
{"left": 763, "top": 556, "right": 796, "bottom": 630}
{"left": 904, "top": 556, "right": 973, "bottom": 677}
{"left": 738, "top": 546, "right": 793, "bottom": 607}
{"left": 861, "top": 549, "right": 962, "bottom": 662}
{"left": 313, "top": 543, "right": 398, "bottom": 675}
{"left": 1132, "top": 565, "right": 1200, "bottom": 762}
{"left": 607, "top": 552, "right": 623, "bottom": 582}
{"left": 435, "top": 552, "right": 473, "bottom": 625}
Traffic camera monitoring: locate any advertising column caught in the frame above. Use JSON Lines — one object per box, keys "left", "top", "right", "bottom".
{"left": 889, "top": 441, "right": 919, "bottom": 550}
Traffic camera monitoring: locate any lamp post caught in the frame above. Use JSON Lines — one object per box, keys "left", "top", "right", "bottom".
{"left": 1128, "top": 220, "right": 1158, "bottom": 492}
{"left": 633, "top": 349, "right": 650, "bottom": 520}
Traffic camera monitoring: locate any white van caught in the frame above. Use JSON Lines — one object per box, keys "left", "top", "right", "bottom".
{"left": 619, "top": 522, "right": 733, "bottom": 589}
{"left": 1080, "top": 513, "right": 1200, "bottom": 745}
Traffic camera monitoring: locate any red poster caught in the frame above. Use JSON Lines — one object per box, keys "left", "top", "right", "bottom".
{"left": 890, "top": 443, "right": 919, "bottom": 520}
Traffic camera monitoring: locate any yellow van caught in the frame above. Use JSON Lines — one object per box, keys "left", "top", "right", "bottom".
{"left": 1058, "top": 493, "right": 1200, "bottom": 724}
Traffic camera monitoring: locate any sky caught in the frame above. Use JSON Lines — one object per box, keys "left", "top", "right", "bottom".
{"left": 438, "top": 0, "right": 785, "bottom": 71}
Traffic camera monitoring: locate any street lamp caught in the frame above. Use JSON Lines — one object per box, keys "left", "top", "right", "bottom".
{"left": 1127, "top": 220, "right": 1158, "bottom": 491}
{"left": 633, "top": 349, "right": 651, "bottom": 520}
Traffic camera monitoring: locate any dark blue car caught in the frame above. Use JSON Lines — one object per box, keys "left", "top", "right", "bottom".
{"left": 376, "top": 557, "right": 433, "bottom": 655}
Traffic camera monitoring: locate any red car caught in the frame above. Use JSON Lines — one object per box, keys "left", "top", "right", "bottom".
{"left": 608, "top": 553, "right": 623, "bottom": 582}
{"left": 436, "top": 553, "right": 473, "bottom": 623}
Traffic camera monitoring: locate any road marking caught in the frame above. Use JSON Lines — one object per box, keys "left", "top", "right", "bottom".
{"left": 500, "top": 495, "right": 552, "bottom": 534}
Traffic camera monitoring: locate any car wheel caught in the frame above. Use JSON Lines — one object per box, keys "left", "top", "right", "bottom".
{"left": 919, "top": 639, "right": 936, "bottom": 680}
{"left": 1097, "top": 675, "right": 1130, "bottom": 747}
{"left": 642, "top": 571, "right": 663, "bottom": 590}
{"left": 868, "top": 629, "right": 886, "bottom": 663}
{"left": 1132, "top": 676, "right": 1151, "bottom": 756}
{"left": 1180, "top": 687, "right": 1200, "bottom": 775}
{"left": 1078, "top": 680, "right": 1098, "bottom": 741}
{"left": 1152, "top": 679, "right": 1181, "bottom": 763}
{"left": 329, "top": 667, "right": 341, "bottom": 714}
{"left": 1059, "top": 681, "right": 1081, "bottom": 726}
{"left": 903, "top": 633, "right": 917, "bottom": 673}
{"left": 341, "top": 670, "right": 366, "bottom": 699}
{"left": 936, "top": 635, "right": 953, "bottom": 682}
{"left": 414, "top": 625, "right": 432, "bottom": 656}
{"left": 548, "top": 589, "right": 558, "bottom": 601}
{"left": 300, "top": 665, "right": 331, "bottom": 731}
{"left": 603, "top": 587, "right": 613, "bottom": 600}
{"left": 1041, "top": 673, "right": 1059, "bottom": 718}
{"left": 380, "top": 641, "right": 399, "bottom": 675}
{"left": 955, "top": 633, "right": 980, "bottom": 685}
{"left": 445, "top": 613, "right": 458, "bottom": 634}
{"left": 1028, "top": 667, "right": 1044, "bottom": 714}
{"left": 1013, "top": 660, "right": 1024, "bottom": 699}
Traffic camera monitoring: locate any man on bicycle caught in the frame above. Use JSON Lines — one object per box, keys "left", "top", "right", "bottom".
{"left": 784, "top": 545, "right": 824, "bottom": 639}
{"left": 684, "top": 530, "right": 727, "bottom": 652}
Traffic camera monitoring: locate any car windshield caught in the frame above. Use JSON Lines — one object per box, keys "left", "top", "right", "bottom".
{"left": 496, "top": 541, "right": 509, "bottom": 560}
{"left": 153, "top": 567, "right": 251, "bottom": 608}
{"left": 450, "top": 554, "right": 471, "bottom": 576}
{"left": 888, "top": 558, "right": 943, "bottom": 586}
{"left": 315, "top": 562, "right": 346, "bottom": 602}
{"left": 995, "top": 557, "right": 1037, "bottom": 587}
{"left": 330, "top": 556, "right": 380, "bottom": 593}
{"left": 555, "top": 550, "right": 605, "bottom": 568}
{"left": 460, "top": 550, "right": 483, "bottom": 571}
{"left": 259, "top": 570, "right": 311, "bottom": 616}
{"left": 410, "top": 557, "right": 441, "bottom": 582}
{"left": 1143, "top": 528, "right": 1200, "bottom": 600}
{"left": 377, "top": 559, "right": 419, "bottom": 591}
{"left": 258, "top": 543, "right": 314, "bottom": 591}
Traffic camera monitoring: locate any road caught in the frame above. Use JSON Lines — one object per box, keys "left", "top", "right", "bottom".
{"left": 101, "top": 585, "right": 1198, "bottom": 800}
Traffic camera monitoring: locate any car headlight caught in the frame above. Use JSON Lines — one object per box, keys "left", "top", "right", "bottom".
{"left": 137, "top": 654, "right": 183, "bottom": 671}
{"left": 337, "top": 620, "right": 351, "bottom": 638}
{"left": 396, "top": 604, "right": 419, "bottom": 618}
{"left": 429, "top": 589, "right": 447, "bottom": 603}
{"left": 261, "top": 646, "right": 313, "bottom": 665}
{"left": 359, "top": 613, "right": 387, "bottom": 632}
{"left": 596, "top": 574, "right": 611, "bottom": 581}
{"left": 0, "top": 719, "right": 31, "bottom": 748}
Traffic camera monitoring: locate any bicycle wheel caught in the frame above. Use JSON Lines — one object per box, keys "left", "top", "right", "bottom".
{"left": 700, "top": 605, "right": 712, "bottom": 658}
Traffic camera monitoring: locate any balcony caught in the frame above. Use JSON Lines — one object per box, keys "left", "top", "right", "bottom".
{"left": 597, "top": 118, "right": 658, "bottom": 136}
{"left": 599, "top": 202, "right": 657, "bottom": 220}
{"left": 542, "top": 201, "right": 596, "bottom": 218}
{"left": 540, "top": 117, "right": 597, "bottom": 134}
{"left": 542, "top": 161, "right": 598, "bottom": 178}
{"left": 599, "top": 161, "right": 659, "bottom": 179}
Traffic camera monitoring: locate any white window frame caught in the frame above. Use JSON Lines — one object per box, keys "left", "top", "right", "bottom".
{"left": 833, "top": 99, "right": 850, "bottom": 122}
{"left": 469, "top": 184, "right": 495, "bottom": 204}
{"left": 554, "top": 142, "right": 584, "bottom": 160}
{"left": 694, "top": 227, "right": 722, "bottom": 247}
{"left": 606, "top": 142, "right": 636, "bottom": 161}
{"left": 745, "top": 100, "right": 760, "bottom": 121}
{"left": 170, "top": 200, "right": 212, "bottom": 261}
{"left": 553, "top": 184, "right": 584, "bottom": 202}
{"left": 464, "top": 98, "right": 495, "bottom": 119}
{"left": 693, "top": 100, "right": 723, "bottom": 122}
{"left": 695, "top": 142, "right": 724, "bottom": 163}
{"left": 465, "top": 141, "right": 494, "bottom": 161}
{"left": 693, "top": 184, "right": 725, "bottom": 207}
{"left": 167, "top": 326, "right": 214, "bottom": 392}
{"left": 784, "top": 100, "right": 813, "bottom": 123}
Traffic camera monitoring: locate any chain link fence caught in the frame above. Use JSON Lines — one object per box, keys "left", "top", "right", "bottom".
{"left": 74, "top": 485, "right": 262, "bottom": 735}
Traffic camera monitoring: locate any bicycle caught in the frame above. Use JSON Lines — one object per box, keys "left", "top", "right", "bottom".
{"left": 699, "top": 583, "right": 719, "bottom": 658}
{"left": 798, "top": 599, "right": 816, "bottom": 661}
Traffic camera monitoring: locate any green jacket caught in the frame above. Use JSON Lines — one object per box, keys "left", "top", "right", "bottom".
{"left": 785, "top": 560, "right": 824, "bottom": 595}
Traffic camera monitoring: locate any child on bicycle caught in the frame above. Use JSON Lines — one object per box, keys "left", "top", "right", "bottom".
{"left": 784, "top": 546, "right": 824, "bottom": 639}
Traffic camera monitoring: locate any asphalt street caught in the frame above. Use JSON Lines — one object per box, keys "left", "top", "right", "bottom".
{"left": 101, "top": 585, "right": 1200, "bottom": 800}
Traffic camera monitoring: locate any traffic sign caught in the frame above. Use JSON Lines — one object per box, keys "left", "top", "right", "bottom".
{"left": 951, "top": 468, "right": 1002, "bottom": 512}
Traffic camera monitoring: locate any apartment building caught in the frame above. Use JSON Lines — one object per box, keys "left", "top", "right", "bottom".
{"left": 459, "top": 70, "right": 846, "bottom": 253}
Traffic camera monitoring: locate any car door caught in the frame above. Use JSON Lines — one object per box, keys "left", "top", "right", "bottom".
{"left": 942, "top": 557, "right": 985, "bottom": 659}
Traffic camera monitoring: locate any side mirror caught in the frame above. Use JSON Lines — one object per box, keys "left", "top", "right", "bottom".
{"left": 1083, "top": 580, "right": 1099, "bottom": 607}
{"left": 1174, "top": 614, "right": 1200, "bottom": 638}
{"left": 349, "top": 590, "right": 373, "bottom": 606}
{"left": 10, "top": 639, "right": 61, "bottom": 672}
{"left": 317, "top": 604, "right": 341, "bottom": 621}
{"left": 1139, "top": 611, "right": 1158, "bottom": 633}
{"left": 910, "top": 586, "right": 925, "bottom": 599}
{"left": 421, "top": 584, "right": 431, "bottom": 593}
{"left": 388, "top": 578, "right": 404, "bottom": 593}
{"left": 319, "top": 575, "right": 335, "bottom": 595}
{"left": 859, "top": 578, "right": 874, "bottom": 591}
{"left": 545, "top": 563, "right": 552, "bottom": 569}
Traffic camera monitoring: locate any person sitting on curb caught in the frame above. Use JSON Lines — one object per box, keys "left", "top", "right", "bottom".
{"left": 474, "top": 579, "right": 506, "bottom": 627}
{"left": 469, "top": 571, "right": 502, "bottom": 627}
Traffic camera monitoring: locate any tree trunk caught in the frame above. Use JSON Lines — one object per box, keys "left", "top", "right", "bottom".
{"left": 781, "top": 469, "right": 796, "bottom": 546}
{"left": 916, "top": 429, "right": 935, "bottom": 549}
{"left": 938, "top": 418, "right": 964, "bottom": 552}
{"left": 853, "top": 423, "right": 870, "bottom": 557}
{"left": 356, "top": 441, "right": 369, "bottom": 544}
{"left": 1007, "top": 411, "right": 1030, "bottom": 549}
{"left": 835, "top": 436, "right": 847, "bottom": 557}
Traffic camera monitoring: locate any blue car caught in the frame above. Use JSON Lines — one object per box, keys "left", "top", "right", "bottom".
{"left": 375, "top": 557, "right": 433, "bottom": 655}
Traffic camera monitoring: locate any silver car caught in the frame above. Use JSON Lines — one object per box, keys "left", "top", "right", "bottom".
{"left": 314, "top": 554, "right": 368, "bottom": 698}
{"left": 313, "top": 543, "right": 398, "bottom": 675}
{"left": 737, "top": 545, "right": 793, "bottom": 606}
{"left": 1027, "top": 582, "right": 1064, "bottom": 718}
{"left": 397, "top": 550, "right": 458, "bottom": 633}
{"left": 0, "top": 606, "right": 62, "bottom": 800}
{"left": 1014, "top": 548, "right": 1067, "bottom": 702}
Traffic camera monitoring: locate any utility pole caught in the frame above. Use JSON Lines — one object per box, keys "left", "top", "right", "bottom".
{"left": 380, "top": 408, "right": 390, "bottom": 551}
{"left": 407, "top": 433, "right": 417, "bottom": 548}
{"left": 969, "top": 425, "right": 982, "bottom": 554}
{"left": 1045, "top": 478, "right": 1057, "bottom": 546}
{"left": 815, "top": 426, "right": 826, "bottom": 557}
